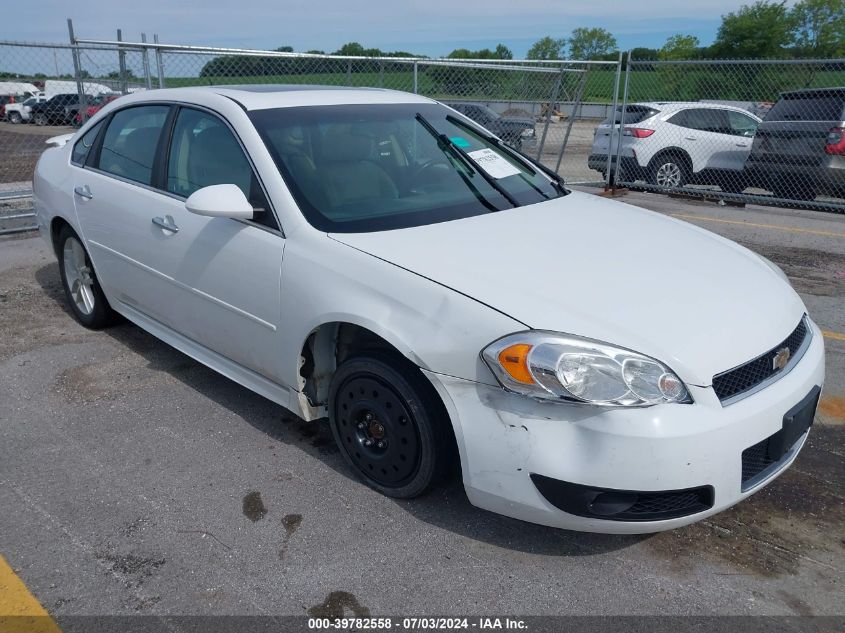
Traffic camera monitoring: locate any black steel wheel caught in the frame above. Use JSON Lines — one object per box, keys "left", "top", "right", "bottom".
{"left": 328, "top": 352, "right": 454, "bottom": 498}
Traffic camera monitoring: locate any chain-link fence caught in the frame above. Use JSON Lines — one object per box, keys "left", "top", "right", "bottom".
{"left": 607, "top": 57, "right": 845, "bottom": 213}
{"left": 1, "top": 34, "right": 621, "bottom": 233}
{"left": 3, "top": 28, "right": 845, "bottom": 235}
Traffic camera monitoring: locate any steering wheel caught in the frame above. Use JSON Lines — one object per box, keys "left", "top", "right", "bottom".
{"left": 412, "top": 158, "right": 451, "bottom": 181}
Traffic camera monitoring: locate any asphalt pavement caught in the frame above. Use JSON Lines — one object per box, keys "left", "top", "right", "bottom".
{"left": 0, "top": 190, "right": 843, "bottom": 618}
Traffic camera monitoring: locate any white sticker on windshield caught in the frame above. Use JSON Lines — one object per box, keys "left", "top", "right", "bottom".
{"left": 467, "top": 148, "right": 521, "bottom": 179}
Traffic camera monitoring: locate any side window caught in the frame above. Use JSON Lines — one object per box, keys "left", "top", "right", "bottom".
{"left": 71, "top": 121, "right": 103, "bottom": 166}
{"left": 727, "top": 111, "right": 758, "bottom": 137}
{"left": 668, "top": 110, "right": 689, "bottom": 128}
{"left": 166, "top": 108, "right": 277, "bottom": 230}
{"left": 97, "top": 105, "right": 169, "bottom": 185}
{"left": 672, "top": 108, "right": 727, "bottom": 133}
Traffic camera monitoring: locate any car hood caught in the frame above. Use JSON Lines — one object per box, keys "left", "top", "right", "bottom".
{"left": 330, "top": 191, "right": 806, "bottom": 386}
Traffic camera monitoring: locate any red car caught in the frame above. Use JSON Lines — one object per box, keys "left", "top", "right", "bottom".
{"left": 74, "top": 94, "right": 120, "bottom": 125}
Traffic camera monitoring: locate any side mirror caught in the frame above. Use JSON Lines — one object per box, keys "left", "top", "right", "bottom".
{"left": 185, "top": 184, "right": 253, "bottom": 220}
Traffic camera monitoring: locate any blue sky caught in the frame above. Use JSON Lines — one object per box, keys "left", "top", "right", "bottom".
{"left": 5, "top": 1, "right": 792, "bottom": 57}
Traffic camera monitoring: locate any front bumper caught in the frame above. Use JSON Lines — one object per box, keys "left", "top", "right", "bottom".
{"left": 423, "top": 320, "right": 825, "bottom": 534}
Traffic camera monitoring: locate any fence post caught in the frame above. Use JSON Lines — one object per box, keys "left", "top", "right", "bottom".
{"left": 613, "top": 51, "right": 632, "bottom": 192}
{"left": 605, "top": 51, "right": 623, "bottom": 190}
{"left": 413, "top": 61, "right": 418, "bottom": 93}
{"left": 141, "top": 33, "right": 153, "bottom": 90}
{"left": 117, "top": 29, "right": 128, "bottom": 95}
{"left": 67, "top": 19, "right": 87, "bottom": 125}
{"left": 346, "top": 59, "right": 352, "bottom": 85}
{"left": 554, "top": 66, "right": 589, "bottom": 173}
{"left": 535, "top": 63, "right": 566, "bottom": 162}
{"left": 378, "top": 60, "right": 384, "bottom": 87}
{"left": 153, "top": 34, "right": 165, "bottom": 88}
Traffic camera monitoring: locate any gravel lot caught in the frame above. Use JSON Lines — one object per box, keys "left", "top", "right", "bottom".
{"left": 0, "top": 186, "right": 844, "bottom": 619}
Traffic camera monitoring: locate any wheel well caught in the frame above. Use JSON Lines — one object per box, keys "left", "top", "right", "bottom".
{"left": 298, "top": 323, "right": 408, "bottom": 411}
{"left": 649, "top": 148, "right": 692, "bottom": 171}
{"left": 298, "top": 322, "right": 461, "bottom": 477}
{"left": 50, "top": 216, "right": 73, "bottom": 258}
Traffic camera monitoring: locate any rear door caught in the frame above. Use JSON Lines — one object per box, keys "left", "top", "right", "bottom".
{"left": 71, "top": 104, "right": 175, "bottom": 321}
{"left": 668, "top": 108, "right": 738, "bottom": 172}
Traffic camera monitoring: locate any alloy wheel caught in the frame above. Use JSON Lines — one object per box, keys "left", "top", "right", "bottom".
{"left": 62, "top": 237, "right": 96, "bottom": 315}
{"left": 655, "top": 161, "right": 682, "bottom": 188}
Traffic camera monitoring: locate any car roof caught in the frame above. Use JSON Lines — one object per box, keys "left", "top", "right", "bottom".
{"left": 778, "top": 87, "right": 845, "bottom": 99}
{"left": 629, "top": 101, "right": 753, "bottom": 113}
{"left": 113, "top": 85, "right": 435, "bottom": 111}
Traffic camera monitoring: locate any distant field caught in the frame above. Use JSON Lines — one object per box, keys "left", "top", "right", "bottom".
{"left": 161, "top": 66, "right": 845, "bottom": 105}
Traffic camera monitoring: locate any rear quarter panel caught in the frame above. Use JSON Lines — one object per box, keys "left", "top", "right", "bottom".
{"left": 33, "top": 142, "right": 77, "bottom": 251}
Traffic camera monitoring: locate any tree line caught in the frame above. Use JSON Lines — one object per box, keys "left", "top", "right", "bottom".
{"left": 526, "top": 0, "right": 844, "bottom": 61}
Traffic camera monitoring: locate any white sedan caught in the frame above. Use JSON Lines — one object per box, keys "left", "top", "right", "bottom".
{"left": 34, "top": 86, "right": 824, "bottom": 533}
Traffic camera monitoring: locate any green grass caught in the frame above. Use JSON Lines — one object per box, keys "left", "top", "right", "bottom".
{"left": 160, "top": 67, "right": 845, "bottom": 105}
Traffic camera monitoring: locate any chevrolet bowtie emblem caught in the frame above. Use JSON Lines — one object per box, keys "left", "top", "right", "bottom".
{"left": 772, "top": 347, "right": 791, "bottom": 371}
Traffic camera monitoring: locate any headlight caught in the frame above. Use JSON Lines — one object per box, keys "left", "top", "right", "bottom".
{"left": 520, "top": 128, "right": 535, "bottom": 138}
{"left": 481, "top": 332, "right": 692, "bottom": 407}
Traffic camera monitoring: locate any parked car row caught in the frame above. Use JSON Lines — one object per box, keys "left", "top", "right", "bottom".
{"left": 589, "top": 87, "right": 845, "bottom": 202}
{"left": 3, "top": 92, "right": 121, "bottom": 126}
{"left": 447, "top": 102, "right": 536, "bottom": 149}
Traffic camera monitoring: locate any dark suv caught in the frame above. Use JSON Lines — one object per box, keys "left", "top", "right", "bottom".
{"left": 449, "top": 103, "right": 536, "bottom": 148}
{"left": 745, "top": 87, "right": 845, "bottom": 201}
{"left": 29, "top": 93, "right": 86, "bottom": 126}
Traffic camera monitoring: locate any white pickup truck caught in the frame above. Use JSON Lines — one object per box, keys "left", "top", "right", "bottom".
{"left": 4, "top": 93, "right": 46, "bottom": 123}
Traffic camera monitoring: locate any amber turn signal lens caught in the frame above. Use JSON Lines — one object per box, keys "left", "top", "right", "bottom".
{"left": 497, "top": 344, "right": 534, "bottom": 384}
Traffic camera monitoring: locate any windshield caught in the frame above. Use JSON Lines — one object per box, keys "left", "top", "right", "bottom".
{"left": 250, "top": 103, "right": 565, "bottom": 233}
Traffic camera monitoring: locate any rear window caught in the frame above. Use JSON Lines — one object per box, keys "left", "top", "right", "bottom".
{"left": 766, "top": 93, "right": 845, "bottom": 122}
{"left": 602, "top": 105, "right": 659, "bottom": 125}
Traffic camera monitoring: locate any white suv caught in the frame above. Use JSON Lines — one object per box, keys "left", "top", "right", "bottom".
{"left": 588, "top": 102, "right": 761, "bottom": 192}
{"left": 4, "top": 93, "right": 46, "bottom": 124}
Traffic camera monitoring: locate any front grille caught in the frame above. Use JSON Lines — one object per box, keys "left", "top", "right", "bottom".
{"left": 615, "top": 488, "right": 713, "bottom": 521}
{"left": 741, "top": 436, "right": 779, "bottom": 483}
{"left": 713, "top": 318, "right": 808, "bottom": 403}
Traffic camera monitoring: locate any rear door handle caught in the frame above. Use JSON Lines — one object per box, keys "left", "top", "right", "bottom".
{"left": 736, "top": 143, "right": 749, "bottom": 147}
{"left": 73, "top": 185, "right": 93, "bottom": 200}
{"left": 152, "top": 216, "right": 179, "bottom": 234}
{"left": 684, "top": 137, "right": 698, "bottom": 141}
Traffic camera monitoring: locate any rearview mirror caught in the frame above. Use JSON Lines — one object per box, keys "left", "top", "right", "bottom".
{"left": 185, "top": 184, "right": 253, "bottom": 220}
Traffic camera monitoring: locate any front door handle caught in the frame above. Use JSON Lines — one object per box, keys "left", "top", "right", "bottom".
{"left": 73, "top": 185, "right": 93, "bottom": 200}
{"left": 152, "top": 216, "right": 179, "bottom": 234}
{"left": 736, "top": 143, "right": 749, "bottom": 147}
{"left": 684, "top": 137, "right": 698, "bottom": 141}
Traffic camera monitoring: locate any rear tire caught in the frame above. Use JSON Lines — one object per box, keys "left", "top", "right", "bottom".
{"left": 57, "top": 225, "right": 118, "bottom": 329}
{"left": 648, "top": 153, "right": 689, "bottom": 189}
{"left": 328, "top": 352, "right": 455, "bottom": 499}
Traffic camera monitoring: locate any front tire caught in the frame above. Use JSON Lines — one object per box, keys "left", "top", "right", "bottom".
{"left": 328, "top": 352, "right": 454, "bottom": 499}
{"left": 34, "top": 113, "right": 48, "bottom": 126}
{"left": 8, "top": 112, "right": 22, "bottom": 124}
{"left": 57, "top": 226, "right": 118, "bottom": 329}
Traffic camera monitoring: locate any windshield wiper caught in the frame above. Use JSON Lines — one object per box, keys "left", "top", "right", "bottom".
{"left": 445, "top": 114, "right": 566, "bottom": 198}
{"left": 415, "top": 113, "right": 519, "bottom": 208}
